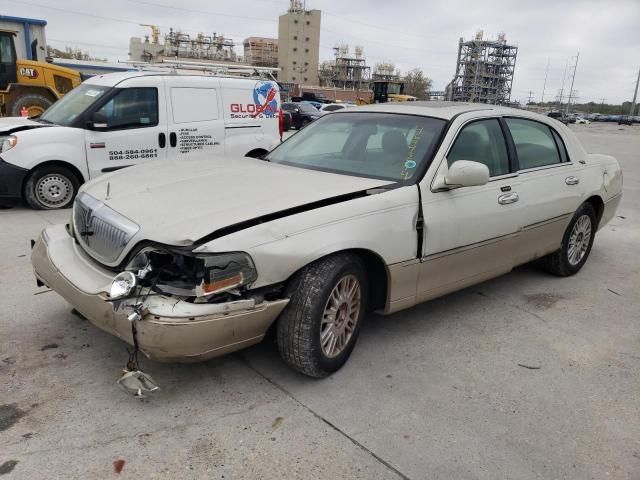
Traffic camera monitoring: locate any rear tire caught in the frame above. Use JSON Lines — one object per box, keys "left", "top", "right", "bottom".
{"left": 10, "top": 93, "right": 53, "bottom": 117}
{"left": 277, "top": 253, "right": 368, "bottom": 378}
{"left": 24, "top": 165, "right": 80, "bottom": 210}
{"left": 541, "top": 202, "right": 597, "bottom": 276}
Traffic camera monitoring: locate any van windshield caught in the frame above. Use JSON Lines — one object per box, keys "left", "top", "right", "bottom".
{"left": 40, "top": 84, "right": 110, "bottom": 127}
{"left": 266, "top": 112, "right": 446, "bottom": 182}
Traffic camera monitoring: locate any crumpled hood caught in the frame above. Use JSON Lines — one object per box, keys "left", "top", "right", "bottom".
{"left": 0, "top": 117, "right": 50, "bottom": 134}
{"left": 82, "top": 156, "right": 392, "bottom": 247}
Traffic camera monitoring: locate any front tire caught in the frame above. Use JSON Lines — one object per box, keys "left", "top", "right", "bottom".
{"left": 541, "top": 202, "right": 597, "bottom": 276}
{"left": 24, "top": 165, "right": 80, "bottom": 210}
{"left": 277, "top": 253, "right": 368, "bottom": 378}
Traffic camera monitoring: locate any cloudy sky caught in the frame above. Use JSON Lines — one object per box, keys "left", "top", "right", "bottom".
{"left": 2, "top": 0, "right": 638, "bottom": 104}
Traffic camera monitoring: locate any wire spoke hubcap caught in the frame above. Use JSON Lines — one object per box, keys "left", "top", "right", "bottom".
{"left": 36, "top": 174, "right": 72, "bottom": 207}
{"left": 320, "top": 274, "right": 361, "bottom": 358}
{"left": 567, "top": 214, "right": 592, "bottom": 266}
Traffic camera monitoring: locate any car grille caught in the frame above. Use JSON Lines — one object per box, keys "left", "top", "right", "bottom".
{"left": 73, "top": 192, "right": 139, "bottom": 265}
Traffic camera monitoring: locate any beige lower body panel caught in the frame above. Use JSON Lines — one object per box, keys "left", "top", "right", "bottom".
{"left": 31, "top": 235, "right": 288, "bottom": 363}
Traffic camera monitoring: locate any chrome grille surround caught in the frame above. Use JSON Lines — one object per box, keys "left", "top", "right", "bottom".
{"left": 72, "top": 192, "right": 139, "bottom": 265}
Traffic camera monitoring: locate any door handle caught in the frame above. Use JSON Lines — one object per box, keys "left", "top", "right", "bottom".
{"left": 169, "top": 132, "right": 177, "bottom": 148}
{"left": 498, "top": 192, "right": 519, "bottom": 205}
{"left": 158, "top": 132, "right": 166, "bottom": 148}
{"left": 565, "top": 176, "right": 580, "bottom": 185}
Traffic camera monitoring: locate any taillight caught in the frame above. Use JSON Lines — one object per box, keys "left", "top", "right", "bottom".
{"left": 278, "top": 108, "right": 284, "bottom": 141}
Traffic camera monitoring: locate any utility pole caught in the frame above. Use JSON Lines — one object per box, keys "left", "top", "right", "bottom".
{"left": 565, "top": 52, "right": 579, "bottom": 115}
{"left": 630, "top": 67, "right": 640, "bottom": 116}
{"left": 527, "top": 90, "right": 534, "bottom": 105}
{"left": 541, "top": 57, "right": 550, "bottom": 104}
{"left": 557, "top": 58, "right": 569, "bottom": 111}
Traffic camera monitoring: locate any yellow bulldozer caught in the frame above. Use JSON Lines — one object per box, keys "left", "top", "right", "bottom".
{"left": 0, "top": 29, "right": 81, "bottom": 117}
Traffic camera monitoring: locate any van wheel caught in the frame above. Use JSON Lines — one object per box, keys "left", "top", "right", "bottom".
{"left": 541, "top": 202, "right": 597, "bottom": 276}
{"left": 11, "top": 93, "right": 53, "bottom": 117}
{"left": 277, "top": 253, "right": 368, "bottom": 378}
{"left": 24, "top": 165, "right": 80, "bottom": 210}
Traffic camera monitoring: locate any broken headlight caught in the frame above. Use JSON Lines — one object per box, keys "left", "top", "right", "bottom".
{"left": 127, "top": 249, "right": 257, "bottom": 299}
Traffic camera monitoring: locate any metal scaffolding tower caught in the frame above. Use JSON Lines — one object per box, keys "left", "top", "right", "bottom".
{"left": 450, "top": 31, "right": 518, "bottom": 104}
{"left": 319, "top": 44, "right": 371, "bottom": 89}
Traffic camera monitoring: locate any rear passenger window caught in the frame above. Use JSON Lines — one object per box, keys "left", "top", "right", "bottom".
{"left": 505, "top": 118, "right": 562, "bottom": 170}
{"left": 171, "top": 88, "right": 219, "bottom": 123}
{"left": 448, "top": 119, "right": 509, "bottom": 177}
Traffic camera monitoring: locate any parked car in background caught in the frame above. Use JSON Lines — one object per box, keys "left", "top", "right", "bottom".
{"left": 32, "top": 102, "right": 622, "bottom": 379}
{"left": 292, "top": 91, "right": 330, "bottom": 104}
{"left": 319, "top": 103, "right": 356, "bottom": 113}
{"left": 547, "top": 111, "right": 569, "bottom": 124}
{"left": 282, "top": 101, "right": 322, "bottom": 129}
{"left": 575, "top": 117, "right": 590, "bottom": 124}
{"left": 618, "top": 115, "right": 633, "bottom": 126}
{"left": 0, "top": 72, "right": 283, "bottom": 209}
{"left": 300, "top": 100, "right": 323, "bottom": 110}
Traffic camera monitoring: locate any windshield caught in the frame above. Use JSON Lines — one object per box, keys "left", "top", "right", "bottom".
{"left": 40, "top": 84, "right": 111, "bottom": 126}
{"left": 266, "top": 112, "right": 446, "bottom": 182}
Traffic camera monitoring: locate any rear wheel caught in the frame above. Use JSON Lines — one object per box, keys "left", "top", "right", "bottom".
{"left": 541, "top": 202, "right": 597, "bottom": 276}
{"left": 277, "top": 253, "right": 368, "bottom": 378}
{"left": 24, "top": 165, "right": 80, "bottom": 210}
{"left": 10, "top": 93, "right": 54, "bottom": 117}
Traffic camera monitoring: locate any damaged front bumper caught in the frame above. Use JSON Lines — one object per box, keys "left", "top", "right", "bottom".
{"left": 31, "top": 224, "right": 289, "bottom": 362}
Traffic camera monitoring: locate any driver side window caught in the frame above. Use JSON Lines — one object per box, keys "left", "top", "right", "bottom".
{"left": 94, "top": 87, "right": 158, "bottom": 130}
{"left": 448, "top": 119, "right": 509, "bottom": 177}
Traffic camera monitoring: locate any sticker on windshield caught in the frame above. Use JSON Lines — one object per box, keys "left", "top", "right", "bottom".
{"left": 84, "top": 89, "right": 102, "bottom": 97}
{"left": 400, "top": 126, "right": 425, "bottom": 180}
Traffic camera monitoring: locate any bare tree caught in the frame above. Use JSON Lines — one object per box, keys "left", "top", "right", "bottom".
{"left": 403, "top": 68, "right": 433, "bottom": 99}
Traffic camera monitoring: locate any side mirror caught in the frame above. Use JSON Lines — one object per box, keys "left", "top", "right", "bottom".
{"left": 86, "top": 112, "right": 108, "bottom": 130}
{"left": 433, "top": 160, "right": 490, "bottom": 190}
{"left": 294, "top": 108, "right": 300, "bottom": 113}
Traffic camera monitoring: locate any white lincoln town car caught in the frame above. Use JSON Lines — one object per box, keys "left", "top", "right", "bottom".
{"left": 31, "top": 102, "right": 622, "bottom": 378}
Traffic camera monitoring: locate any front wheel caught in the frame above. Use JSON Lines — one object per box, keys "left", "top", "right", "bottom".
{"left": 541, "top": 202, "right": 597, "bottom": 276}
{"left": 277, "top": 253, "right": 368, "bottom": 378}
{"left": 24, "top": 165, "right": 80, "bottom": 210}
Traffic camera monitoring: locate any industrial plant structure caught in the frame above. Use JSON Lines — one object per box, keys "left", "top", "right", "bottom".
{"left": 449, "top": 31, "right": 518, "bottom": 104}
{"left": 243, "top": 37, "right": 278, "bottom": 68}
{"left": 130, "top": 26, "right": 238, "bottom": 63}
{"left": 319, "top": 45, "right": 371, "bottom": 89}
{"left": 278, "top": 0, "right": 321, "bottom": 85}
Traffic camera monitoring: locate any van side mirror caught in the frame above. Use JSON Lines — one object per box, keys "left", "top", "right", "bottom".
{"left": 87, "top": 112, "right": 108, "bottom": 130}
{"left": 433, "top": 160, "right": 490, "bottom": 190}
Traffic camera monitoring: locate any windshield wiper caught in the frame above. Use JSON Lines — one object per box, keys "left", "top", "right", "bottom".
{"left": 36, "top": 118, "right": 54, "bottom": 125}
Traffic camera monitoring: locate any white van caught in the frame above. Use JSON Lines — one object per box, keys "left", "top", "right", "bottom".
{"left": 0, "top": 72, "right": 283, "bottom": 209}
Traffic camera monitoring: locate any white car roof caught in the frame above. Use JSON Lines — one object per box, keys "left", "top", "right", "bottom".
{"left": 352, "top": 101, "right": 536, "bottom": 121}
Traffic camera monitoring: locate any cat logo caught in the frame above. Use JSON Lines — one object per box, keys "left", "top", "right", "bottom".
{"left": 19, "top": 67, "right": 39, "bottom": 79}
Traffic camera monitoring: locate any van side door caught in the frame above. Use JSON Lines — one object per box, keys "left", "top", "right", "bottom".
{"left": 165, "top": 76, "right": 224, "bottom": 159}
{"left": 84, "top": 76, "right": 168, "bottom": 178}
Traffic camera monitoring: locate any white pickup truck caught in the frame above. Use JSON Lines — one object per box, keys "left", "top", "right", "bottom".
{"left": 0, "top": 72, "right": 283, "bottom": 209}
